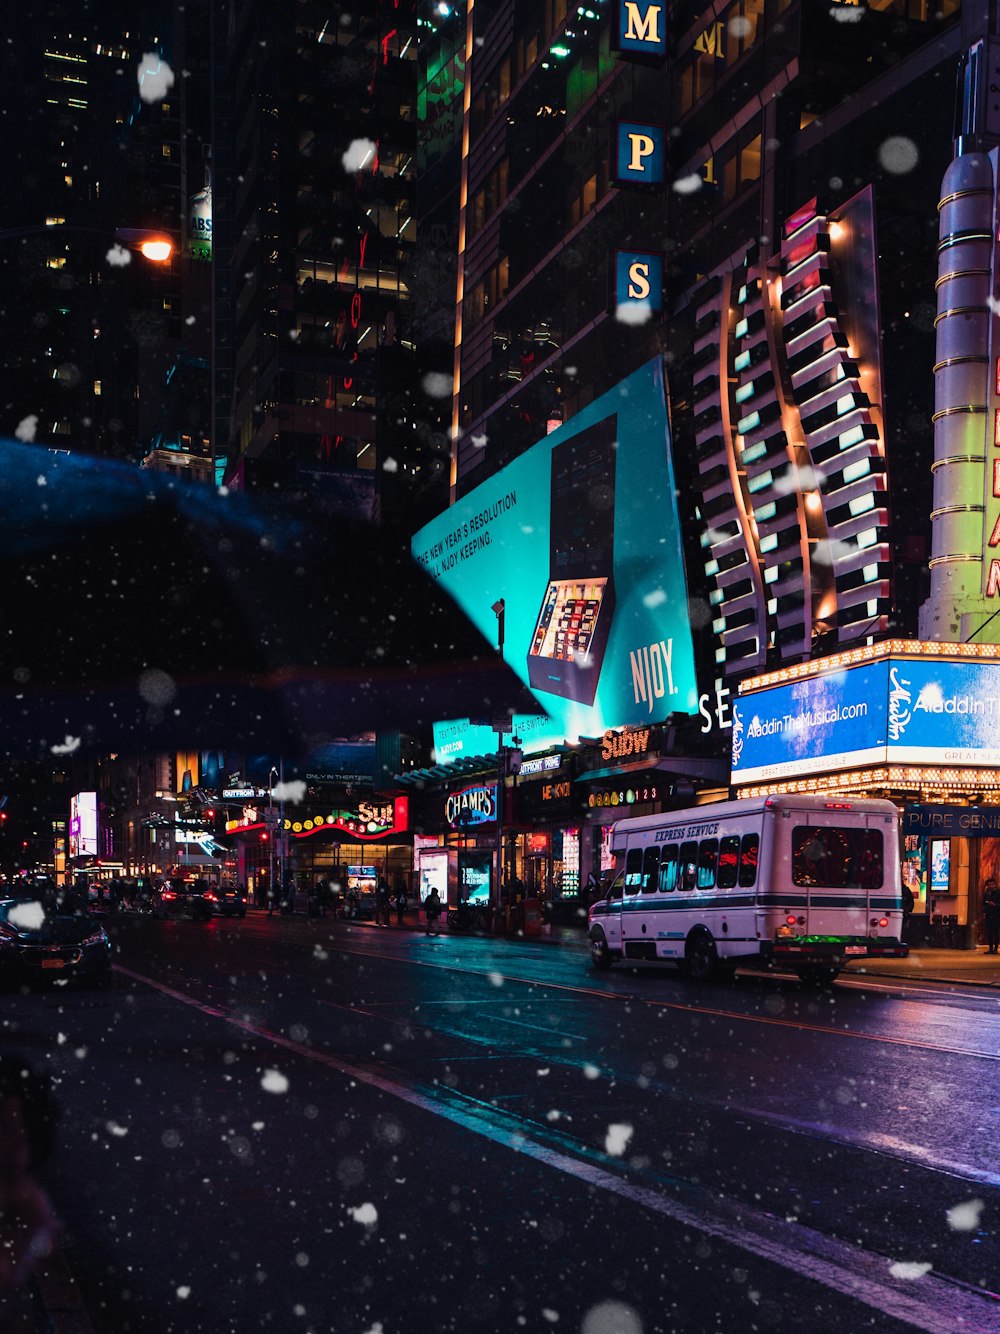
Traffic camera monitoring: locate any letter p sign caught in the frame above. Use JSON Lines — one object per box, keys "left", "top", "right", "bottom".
{"left": 615, "top": 121, "right": 665, "bottom": 185}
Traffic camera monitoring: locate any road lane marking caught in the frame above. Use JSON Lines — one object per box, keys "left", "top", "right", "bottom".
{"left": 114, "top": 964, "right": 1000, "bottom": 1332}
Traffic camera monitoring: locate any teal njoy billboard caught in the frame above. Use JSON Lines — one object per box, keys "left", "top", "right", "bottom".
{"left": 413, "top": 359, "right": 699, "bottom": 755}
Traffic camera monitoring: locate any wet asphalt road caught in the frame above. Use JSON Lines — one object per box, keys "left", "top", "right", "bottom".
{"left": 3, "top": 911, "right": 1000, "bottom": 1334}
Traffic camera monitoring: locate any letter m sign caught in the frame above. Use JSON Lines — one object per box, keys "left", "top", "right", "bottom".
{"left": 615, "top": 1, "right": 667, "bottom": 58}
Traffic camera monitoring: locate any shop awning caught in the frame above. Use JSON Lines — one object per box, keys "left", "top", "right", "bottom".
{"left": 574, "top": 755, "right": 728, "bottom": 783}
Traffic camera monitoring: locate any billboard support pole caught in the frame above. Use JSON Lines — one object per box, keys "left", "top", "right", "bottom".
{"left": 492, "top": 599, "right": 507, "bottom": 931}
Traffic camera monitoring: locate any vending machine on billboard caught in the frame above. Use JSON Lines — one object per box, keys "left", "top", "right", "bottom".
{"left": 527, "top": 416, "right": 617, "bottom": 705}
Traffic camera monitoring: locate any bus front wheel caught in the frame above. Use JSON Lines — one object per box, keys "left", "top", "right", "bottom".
{"left": 590, "top": 932, "right": 615, "bottom": 970}
{"left": 684, "top": 930, "right": 719, "bottom": 983}
{"left": 797, "top": 965, "right": 840, "bottom": 988}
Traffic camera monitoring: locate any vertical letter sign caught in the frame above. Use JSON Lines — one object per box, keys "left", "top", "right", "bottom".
{"left": 614, "top": 122, "right": 666, "bottom": 186}
{"left": 615, "top": 250, "right": 663, "bottom": 314}
{"left": 615, "top": 2, "right": 668, "bottom": 58}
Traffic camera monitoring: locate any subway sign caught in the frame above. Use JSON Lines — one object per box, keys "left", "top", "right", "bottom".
{"left": 614, "top": 1, "right": 667, "bottom": 57}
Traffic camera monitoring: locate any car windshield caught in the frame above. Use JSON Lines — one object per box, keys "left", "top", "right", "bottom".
{"left": 0, "top": 891, "right": 85, "bottom": 924}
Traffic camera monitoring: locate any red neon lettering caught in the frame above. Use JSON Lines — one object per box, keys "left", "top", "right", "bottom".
{"left": 358, "top": 232, "right": 368, "bottom": 270}
{"left": 987, "top": 559, "right": 1000, "bottom": 596}
{"left": 350, "top": 292, "right": 362, "bottom": 328}
{"left": 989, "top": 513, "right": 1000, "bottom": 548}
{"left": 382, "top": 29, "right": 396, "bottom": 64}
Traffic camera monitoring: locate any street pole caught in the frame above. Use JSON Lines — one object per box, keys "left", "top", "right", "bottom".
{"left": 268, "top": 766, "right": 277, "bottom": 912}
{"left": 491, "top": 598, "right": 506, "bottom": 931}
{"left": 278, "top": 756, "right": 287, "bottom": 911}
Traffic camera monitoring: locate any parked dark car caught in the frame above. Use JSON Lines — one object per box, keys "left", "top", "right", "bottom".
{"left": 211, "top": 884, "right": 248, "bottom": 918}
{"left": 159, "top": 878, "right": 213, "bottom": 921}
{"left": 0, "top": 891, "right": 113, "bottom": 988}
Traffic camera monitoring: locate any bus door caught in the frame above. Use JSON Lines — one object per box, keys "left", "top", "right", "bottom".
{"left": 602, "top": 870, "right": 625, "bottom": 953}
{"left": 790, "top": 810, "right": 884, "bottom": 938}
{"left": 622, "top": 843, "right": 662, "bottom": 948}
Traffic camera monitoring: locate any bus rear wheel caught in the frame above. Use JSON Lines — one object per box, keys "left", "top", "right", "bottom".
{"left": 590, "top": 932, "right": 615, "bottom": 970}
{"left": 797, "top": 965, "right": 840, "bottom": 988}
{"left": 684, "top": 930, "right": 719, "bottom": 983}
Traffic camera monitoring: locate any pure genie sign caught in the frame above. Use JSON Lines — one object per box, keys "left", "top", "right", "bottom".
{"left": 413, "top": 360, "right": 699, "bottom": 753}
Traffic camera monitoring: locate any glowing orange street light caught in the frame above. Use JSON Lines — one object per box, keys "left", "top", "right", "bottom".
{"left": 137, "top": 236, "right": 173, "bottom": 263}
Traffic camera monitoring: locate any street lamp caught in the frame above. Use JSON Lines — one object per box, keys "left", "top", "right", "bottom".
{"left": 268, "top": 765, "right": 278, "bottom": 912}
{"left": 491, "top": 599, "right": 507, "bottom": 929}
{"left": 0, "top": 223, "right": 174, "bottom": 262}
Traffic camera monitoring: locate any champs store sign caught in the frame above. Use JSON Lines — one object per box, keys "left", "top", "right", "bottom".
{"left": 445, "top": 783, "right": 498, "bottom": 829}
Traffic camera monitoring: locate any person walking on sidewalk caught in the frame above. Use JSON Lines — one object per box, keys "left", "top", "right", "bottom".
{"left": 424, "top": 886, "right": 442, "bottom": 935}
{"left": 394, "top": 883, "right": 408, "bottom": 925}
{"left": 377, "top": 875, "right": 393, "bottom": 927}
{"left": 982, "top": 877, "right": 1000, "bottom": 953}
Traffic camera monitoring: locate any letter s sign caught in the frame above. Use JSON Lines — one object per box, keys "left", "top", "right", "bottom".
{"left": 614, "top": 250, "right": 663, "bottom": 314}
{"left": 628, "top": 262, "right": 650, "bottom": 299}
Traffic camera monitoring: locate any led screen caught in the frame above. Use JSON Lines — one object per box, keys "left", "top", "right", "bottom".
{"left": 732, "top": 656, "right": 1000, "bottom": 782}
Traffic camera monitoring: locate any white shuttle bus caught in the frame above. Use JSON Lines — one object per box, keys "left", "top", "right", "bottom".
{"left": 587, "top": 794, "right": 908, "bottom": 985}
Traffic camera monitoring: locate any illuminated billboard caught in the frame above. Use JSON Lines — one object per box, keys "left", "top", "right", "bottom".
{"left": 413, "top": 359, "right": 699, "bottom": 753}
{"left": 69, "top": 791, "right": 98, "bottom": 859}
{"left": 732, "top": 655, "right": 1000, "bottom": 783}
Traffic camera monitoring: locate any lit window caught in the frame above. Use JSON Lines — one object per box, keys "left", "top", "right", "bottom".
{"left": 46, "top": 256, "right": 66, "bottom": 269}
{"left": 842, "top": 458, "right": 871, "bottom": 484}
{"left": 93, "top": 380, "right": 101, "bottom": 396}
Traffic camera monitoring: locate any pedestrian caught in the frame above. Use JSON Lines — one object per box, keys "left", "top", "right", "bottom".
{"left": 424, "top": 886, "right": 442, "bottom": 935}
{"left": 377, "top": 875, "right": 393, "bottom": 927}
{"left": 901, "top": 878, "right": 915, "bottom": 921}
{"left": 983, "top": 877, "right": 1000, "bottom": 954}
{"left": 395, "top": 884, "right": 408, "bottom": 925}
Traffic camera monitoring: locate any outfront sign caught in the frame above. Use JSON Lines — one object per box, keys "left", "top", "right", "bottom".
{"left": 733, "top": 655, "right": 1000, "bottom": 783}
{"left": 414, "top": 360, "right": 699, "bottom": 753}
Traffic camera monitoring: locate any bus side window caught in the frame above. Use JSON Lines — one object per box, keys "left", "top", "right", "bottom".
{"left": 739, "top": 833, "right": 759, "bottom": 887}
{"left": 717, "top": 835, "right": 740, "bottom": 889}
{"left": 625, "top": 848, "right": 643, "bottom": 894}
{"left": 659, "top": 844, "right": 678, "bottom": 892}
{"left": 697, "top": 838, "right": 718, "bottom": 890}
{"left": 857, "top": 831, "right": 884, "bottom": 890}
{"left": 641, "top": 846, "right": 660, "bottom": 894}
{"left": 679, "top": 840, "right": 698, "bottom": 891}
